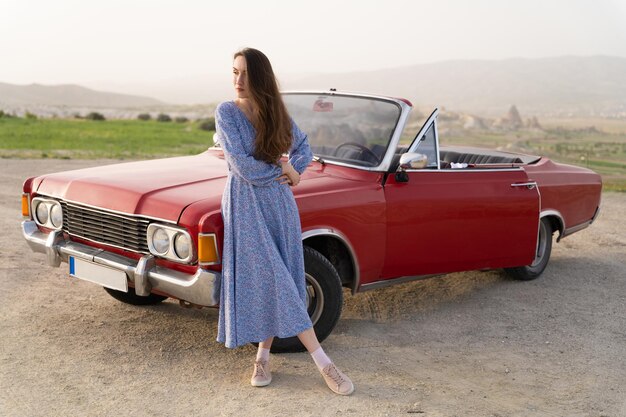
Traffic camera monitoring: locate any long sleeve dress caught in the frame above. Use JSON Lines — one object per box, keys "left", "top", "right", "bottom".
{"left": 214, "top": 100, "right": 315, "bottom": 349}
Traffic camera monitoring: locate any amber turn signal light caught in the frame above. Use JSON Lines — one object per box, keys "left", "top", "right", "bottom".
{"left": 22, "top": 193, "right": 30, "bottom": 218}
{"left": 198, "top": 233, "right": 220, "bottom": 265}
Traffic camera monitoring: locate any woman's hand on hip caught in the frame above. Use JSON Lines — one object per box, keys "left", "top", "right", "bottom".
{"left": 277, "top": 161, "right": 300, "bottom": 186}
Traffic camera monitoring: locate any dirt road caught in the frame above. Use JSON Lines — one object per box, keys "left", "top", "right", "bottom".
{"left": 1, "top": 158, "right": 624, "bottom": 417}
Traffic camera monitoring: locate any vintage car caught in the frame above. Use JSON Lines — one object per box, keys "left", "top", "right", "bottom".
{"left": 21, "top": 91, "right": 602, "bottom": 352}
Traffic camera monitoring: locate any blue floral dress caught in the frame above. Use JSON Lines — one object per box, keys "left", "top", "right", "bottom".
{"left": 214, "top": 100, "right": 314, "bottom": 348}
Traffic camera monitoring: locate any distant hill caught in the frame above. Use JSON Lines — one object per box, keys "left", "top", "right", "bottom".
{"left": 284, "top": 55, "right": 626, "bottom": 116}
{"left": 87, "top": 56, "right": 626, "bottom": 117}
{"left": 0, "top": 82, "right": 164, "bottom": 108}
{"left": 3, "top": 56, "right": 625, "bottom": 117}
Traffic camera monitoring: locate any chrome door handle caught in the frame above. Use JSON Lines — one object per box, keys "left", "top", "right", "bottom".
{"left": 511, "top": 182, "right": 537, "bottom": 190}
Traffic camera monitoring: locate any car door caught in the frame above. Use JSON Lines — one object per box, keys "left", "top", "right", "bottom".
{"left": 381, "top": 110, "right": 540, "bottom": 279}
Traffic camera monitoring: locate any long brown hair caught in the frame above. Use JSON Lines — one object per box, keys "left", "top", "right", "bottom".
{"left": 234, "top": 48, "right": 292, "bottom": 164}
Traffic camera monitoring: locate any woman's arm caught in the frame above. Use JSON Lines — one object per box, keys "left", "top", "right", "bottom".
{"left": 215, "top": 102, "right": 282, "bottom": 187}
{"left": 288, "top": 120, "right": 314, "bottom": 175}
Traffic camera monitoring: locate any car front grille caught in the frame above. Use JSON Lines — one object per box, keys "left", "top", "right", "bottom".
{"left": 60, "top": 201, "right": 150, "bottom": 254}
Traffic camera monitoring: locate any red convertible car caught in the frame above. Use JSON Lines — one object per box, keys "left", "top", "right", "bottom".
{"left": 21, "top": 91, "right": 602, "bottom": 351}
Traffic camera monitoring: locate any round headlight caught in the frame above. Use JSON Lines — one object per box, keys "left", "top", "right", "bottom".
{"left": 152, "top": 228, "right": 170, "bottom": 255}
{"left": 50, "top": 204, "right": 63, "bottom": 228}
{"left": 35, "top": 202, "right": 49, "bottom": 225}
{"left": 173, "top": 233, "right": 191, "bottom": 259}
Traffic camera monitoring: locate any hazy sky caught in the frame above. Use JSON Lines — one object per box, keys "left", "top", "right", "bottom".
{"left": 2, "top": 0, "right": 625, "bottom": 85}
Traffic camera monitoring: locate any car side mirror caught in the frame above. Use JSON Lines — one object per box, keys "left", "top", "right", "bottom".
{"left": 212, "top": 132, "right": 221, "bottom": 147}
{"left": 399, "top": 153, "right": 428, "bottom": 170}
{"left": 395, "top": 152, "right": 428, "bottom": 183}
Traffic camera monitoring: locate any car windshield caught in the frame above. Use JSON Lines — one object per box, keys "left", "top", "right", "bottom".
{"left": 283, "top": 93, "right": 401, "bottom": 167}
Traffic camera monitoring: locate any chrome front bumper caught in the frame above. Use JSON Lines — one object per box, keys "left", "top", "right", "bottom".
{"left": 21, "top": 221, "right": 221, "bottom": 306}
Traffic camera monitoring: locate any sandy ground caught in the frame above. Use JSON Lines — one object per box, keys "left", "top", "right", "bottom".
{"left": 1, "top": 158, "right": 625, "bottom": 417}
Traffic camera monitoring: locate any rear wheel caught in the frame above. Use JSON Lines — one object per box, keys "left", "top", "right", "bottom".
{"left": 104, "top": 286, "right": 168, "bottom": 305}
{"left": 264, "top": 246, "right": 344, "bottom": 353}
{"left": 505, "top": 218, "right": 553, "bottom": 280}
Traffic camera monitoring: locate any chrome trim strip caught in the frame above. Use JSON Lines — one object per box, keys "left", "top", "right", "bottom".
{"left": 405, "top": 168, "right": 524, "bottom": 173}
{"left": 508, "top": 177, "right": 542, "bottom": 261}
{"left": 591, "top": 205, "right": 601, "bottom": 223}
{"left": 561, "top": 219, "right": 593, "bottom": 239}
{"left": 301, "top": 228, "right": 361, "bottom": 295}
{"left": 34, "top": 192, "right": 176, "bottom": 224}
{"left": 540, "top": 209, "right": 564, "bottom": 225}
{"left": 359, "top": 274, "right": 442, "bottom": 292}
{"left": 64, "top": 201, "right": 150, "bottom": 223}
{"left": 534, "top": 183, "right": 543, "bottom": 261}
{"left": 540, "top": 209, "right": 565, "bottom": 241}
{"left": 434, "top": 118, "right": 441, "bottom": 170}
{"left": 302, "top": 158, "right": 384, "bottom": 172}
{"left": 63, "top": 242, "right": 105, "bottom": 261}
{"left": 21, "top": 220, "right": 221, "bottom": 306}
{"left": 379, "top": 102, "right": 413, "bottom": 172}
{"left": 282, "top": 89, "right": 410, "bottom": 106}
{"left": 63, "top": 233, "right": 148, "bottom": 255}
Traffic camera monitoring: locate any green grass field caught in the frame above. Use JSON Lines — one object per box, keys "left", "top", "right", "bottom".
{"left": 1, "top": 115, "right": 624, "bottom": 191}
{"left": 0, "top": 117, "right": 215, "bottom": 159}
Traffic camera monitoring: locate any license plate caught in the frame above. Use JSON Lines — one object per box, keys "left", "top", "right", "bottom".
{"left": 69, "top": 256, "right": 128, "bottom": 292}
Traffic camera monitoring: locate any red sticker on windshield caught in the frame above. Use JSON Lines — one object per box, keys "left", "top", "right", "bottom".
{"left": 313, "top": 99, "right": 333, "bottom": 112}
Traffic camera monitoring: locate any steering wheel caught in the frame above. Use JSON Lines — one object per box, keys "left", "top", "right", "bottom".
{"left": 333, "top": 142, "right": 380, "bottom": 164}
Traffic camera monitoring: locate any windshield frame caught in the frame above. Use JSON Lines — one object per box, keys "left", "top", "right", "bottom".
{"left": 282, "top": 90, "right": 412, "bottom": 172}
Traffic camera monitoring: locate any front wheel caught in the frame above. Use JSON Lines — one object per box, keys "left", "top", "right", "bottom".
{"left": 267, "top": 246, "right": 344, "bottom": 353}
{"left": 505, "top": 218, "right": 553, "bottom": 280}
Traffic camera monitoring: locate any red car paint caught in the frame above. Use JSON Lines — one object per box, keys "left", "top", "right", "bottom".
{"left": 22, "top": 91, "right": 602, "bottom": 299}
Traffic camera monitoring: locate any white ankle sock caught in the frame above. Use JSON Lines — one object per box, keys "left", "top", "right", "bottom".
{"left": 310, "top": 346, "right": 332, "bottom": 371}
{"left": 256, "top": 347, "right": 270, "bottom": 363}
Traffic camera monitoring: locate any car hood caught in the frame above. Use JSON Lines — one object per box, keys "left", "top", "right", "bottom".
{"left": 35, "top": 151, "right": 231, "bottom": 222}
{"left": 34, "top": 150, "right": 331, "bottom": 222}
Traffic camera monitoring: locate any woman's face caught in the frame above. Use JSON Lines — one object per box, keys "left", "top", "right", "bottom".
{"left": 233, "top": 55, "right": 249, "bottom": 99}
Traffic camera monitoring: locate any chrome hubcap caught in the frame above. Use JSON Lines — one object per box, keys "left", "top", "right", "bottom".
{"left": 305, "top": 273, "right": 324, "bottom": 325}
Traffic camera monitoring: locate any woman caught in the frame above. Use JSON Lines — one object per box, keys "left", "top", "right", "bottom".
{"left": 214, "top": 47, "right": 354, "bottom": 396}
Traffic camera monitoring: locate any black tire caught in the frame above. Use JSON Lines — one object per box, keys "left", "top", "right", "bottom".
{"left": 505, "top": 217, "right": 553, "bottom": 280}
{"left": 263, "top": 246, "right": 344, "bottom": 353}
{"left": 104, "top": 286, "right": 168, "bottom": 305}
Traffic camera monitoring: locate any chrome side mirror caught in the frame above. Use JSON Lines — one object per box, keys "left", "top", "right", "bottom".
{"left": 399, "top": 152, "right": 428, "bottom": 170}
{"left": 212, "top": 132, "right": 221, "bottom": 147}
{"left": 395, "top": 152, "right": 428, "bottom": 183}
